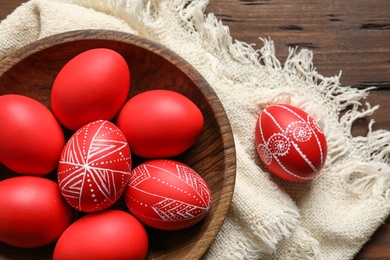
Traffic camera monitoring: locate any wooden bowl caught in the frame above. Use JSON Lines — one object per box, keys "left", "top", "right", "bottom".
{"left": 0, "top": 30, "right": 236, "bottom": 259}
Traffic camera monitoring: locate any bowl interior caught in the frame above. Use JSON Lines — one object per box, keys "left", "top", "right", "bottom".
{"left": 0, "top": 30, "right": 236, "bottom": 259}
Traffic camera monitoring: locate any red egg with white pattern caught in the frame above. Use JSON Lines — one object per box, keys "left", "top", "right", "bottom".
{"left": 255, "top": 104, "right": 327, "bottom": 182}
{"left": 58, "top": 120, "right": 131, "bottom": 212}
{"left": 125, "top": 159, "right": 212, "bottom": 230}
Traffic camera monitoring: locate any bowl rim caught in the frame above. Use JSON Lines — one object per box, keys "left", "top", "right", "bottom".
{"left": 0, "top": 29, "right": 236, "bottom": 259}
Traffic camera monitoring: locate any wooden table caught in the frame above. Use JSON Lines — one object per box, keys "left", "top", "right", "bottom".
{"left": 1, "top": 0, "right": 389, "bottom": 259}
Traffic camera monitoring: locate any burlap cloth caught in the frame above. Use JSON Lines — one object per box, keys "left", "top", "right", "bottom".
{"left": 1, "top": 0, "right": 390, "bottom": 259}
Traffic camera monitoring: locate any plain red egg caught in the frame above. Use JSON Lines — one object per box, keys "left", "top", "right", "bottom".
{"left": 51, "top": 48, "right": 130, "bottom": 130}
{"left": 255, "top": 104, "right": 327, "bottom": 182}
{"left": 116, "top": 90, "right": 204, "bottom": 158}
{"left": 53, "top": 209, "right": 148, "bottom": 260}
{"left": 58, "top": 120, "right": 131, "bottom": 213}
{"left": 125, "top": 159, "right": 212, "bottom": 230}
{"left": 0, "top": 176, "right": 74, "bottom": 248}
{"left": 0, "top": 94, "right": 65, "bottom": 175}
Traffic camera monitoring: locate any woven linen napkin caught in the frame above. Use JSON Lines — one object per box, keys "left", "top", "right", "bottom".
{"left": 1, "top": 0, "right": 390, "bottom": 259}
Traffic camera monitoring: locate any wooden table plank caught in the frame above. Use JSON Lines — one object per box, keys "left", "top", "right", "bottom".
{"left": 206, "top": 0, "right": 390, "bottom": 90}
{"left": 205, "top": 2, "right": 390, "bottom": 259}
{"left": 1, "top": 0, "right": 390, "bottom": 259}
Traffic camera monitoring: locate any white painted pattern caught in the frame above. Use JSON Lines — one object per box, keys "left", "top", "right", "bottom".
{"left": 258, "top": 105, "right": 325, "bottom": 180}
{"left": 308, "top": 115, "right": 326, "bottom": 167}
{"left": 58, "top": 120, "right": 131, "bottom": 212}
{"left": 129, "top": 161, "right": 211, "bottom": 222}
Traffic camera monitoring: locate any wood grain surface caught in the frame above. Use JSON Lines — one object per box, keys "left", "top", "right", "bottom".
{"left": 1, "top": 0, "right": 390, "bottom": 259}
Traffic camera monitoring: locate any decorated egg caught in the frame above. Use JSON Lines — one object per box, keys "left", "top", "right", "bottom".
{"left": 53, "top": 209, "right": 148, "bottom": 260}
{"left": 58, "top": 120, "right": 131, "bottom": 212}
{"left": 0, "top": 176, "right": 74, "bottom": 248}
{"left": 0, "top": 94, "right": 65, "bottom": 175}
{"left": 51, "top": 48, "right": 130, "bottom": 130}
{"left": 116, "top": 89, "right": 204, "bottom": 158}
{"left": 125, "top": 159, "right": 212, "bottom": 230}
{"left": 255, "top": 104, "right": 327, "bottom": 182}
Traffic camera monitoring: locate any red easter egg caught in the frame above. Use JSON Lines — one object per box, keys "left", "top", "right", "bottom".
{"left": 116, "top": 90, "right": 204, "bottom": 158}
{"left": 51, "top": 48, "right": 130, "bottom": 130}
{"left": 255, "top": 104, "right": 327, "bottom": 182}
{"left": 0, "top": 176, "right": 74, "bottom": 248}
{"left": 58, "top": 120, "right": 131, "bottom": 212}
{"left": 0, "top": 94, "right": 65, "bottom": 175}
{"left": 125, "top": 159, "right": 212, "bottom": 230}
{"left": 53, "top": 209, "right": 148, "bottom": 260}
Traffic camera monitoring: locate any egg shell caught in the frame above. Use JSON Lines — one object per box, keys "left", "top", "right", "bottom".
{"left": 53, "top": 209, "right": 148, "bottom": 260}
{"left": 255, "top": 104, "right": 327, "bottom": 182}
{"left": 0, "top": 94, "right": 65, "bottom": 175}
{"left": 125, "top": 159, "right": 212, "bottom": 230}
{"left": 0, "top": 176, "right": 74, "bottom": 248}
{"left": 58, "top": 120, "right": 131, "bottom": 212}
{"left": 51, "top": 48, "right": 130, "bottom": 130}
{"left": 116, "top": 89, "right": 204, "bottom": 158}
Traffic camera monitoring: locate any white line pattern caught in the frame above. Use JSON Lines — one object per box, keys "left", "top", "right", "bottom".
{"left": 58, "top": 120, "right": 131, "bottom": 212}
{"left": 129, "top": 161, "right": 211, "bottom": 223}
{"left": 258, "top": 105, "right": 326, "bottom": 180}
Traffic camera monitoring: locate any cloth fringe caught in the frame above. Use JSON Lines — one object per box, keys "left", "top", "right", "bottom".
{"left": 270, "top": 227, "right": 322, "bottom": 260}
{"left": 261, "top": 39, "right": 390, "bottom": 201}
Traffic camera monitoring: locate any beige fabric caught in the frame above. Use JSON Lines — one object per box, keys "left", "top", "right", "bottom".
{"left": 1, "top": 0, "right": 390, "bottom": 259}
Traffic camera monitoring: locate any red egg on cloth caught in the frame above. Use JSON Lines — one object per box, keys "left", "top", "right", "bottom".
{"left": 58, "top": 120, "right": 131, "bottom": 212}
{"left": 255, "top": 104, "right": 327, "bottom": 182}
{"left": 51, "top": 48, "right": 130, "bottom": 130}
{"left": 0, "top": 94, "right": 65, "bottom": 175}
{"left": 116, "top": 89, "right": 204, "bottom": 158}
{"left": 0, "top": 176, "right": 74, "bottom": 248}
{"left": 53, "top": 209, "right": 148, "bottom": 260}
{"left": 125, "top": 159, "right": 212, "bottom": 230}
